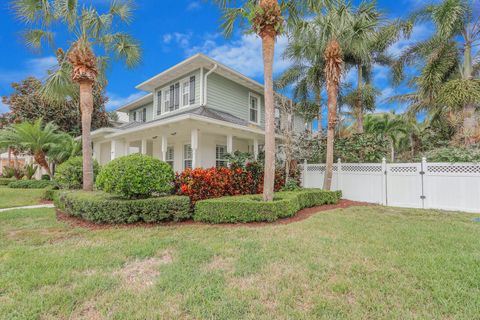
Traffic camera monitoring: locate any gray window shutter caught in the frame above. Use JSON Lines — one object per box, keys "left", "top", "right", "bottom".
{"left": 174, "top": 83, "right": 180, "bottom": 108}
{"left": 157, "top": 91, "right": 162, "bottom": 115}
{"left": 133, "top": 111, "right": 136, "bottom": 121}
{"left": 170, "top": 85, "right": 175, "bottom": 111}
{"left": 142, "top": 108, "right": 146, "bottom": 122}
{"left": 190, "top": 76, "right": 195, "bottom": 104}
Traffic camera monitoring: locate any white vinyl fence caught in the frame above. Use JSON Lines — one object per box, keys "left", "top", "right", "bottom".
{"left": 301, "top": 158, "right": 480, "bottom": 213}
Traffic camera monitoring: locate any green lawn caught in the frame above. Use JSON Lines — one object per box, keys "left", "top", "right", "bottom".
{"left": 0, "top": 186, "right": 45, "bottom": 208}
{"left": 0, "top": 206, "right": 479, "bottom": 319}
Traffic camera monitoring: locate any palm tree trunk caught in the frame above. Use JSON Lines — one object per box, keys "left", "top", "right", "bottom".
{"left": 33, "top": 151, "right": 52, "bottom": 177}
{"left": 356, "top": 64, "right": 364, "bottom": 133}
{"left": 462, "top": 41, "right": 476, "bottom": 145}
{"left": 8, "top": 147, "right": 12, "bottom": 167}
{"left": 390, "top": 141, "right": 395, "bottom": 162}
{"left": 80, "top": 80, "right": 94, "bottom": 191}
{"left": 315, "top": 86, "right": 322, "bottom": 132}
{"left": 323, "top": 40, "right": 342, "bottom": 191}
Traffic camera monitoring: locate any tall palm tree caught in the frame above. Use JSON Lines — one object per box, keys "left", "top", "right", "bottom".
{"left": 214, "top": 0, "right": 319, "bottom": 201}
{"left": 392, "top": 0, "right": 479, "bottom": 145}
{"left": 0, "top": 119, "right": 60, "bottom": 176}
{"left": 293, "top": 1, "right": 377, "bottom": 190}
{"left": 13, "top": 0, "right": 141, "bottom": 190}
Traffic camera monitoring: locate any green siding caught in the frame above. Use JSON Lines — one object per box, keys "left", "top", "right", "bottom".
{"left": 129, "top": 102, "right": 153, "bottom": 122}
{"left": 154, "top": 69, "right": 201, "bottom": 119}
{"left": 207, "top": 72, "right": 265, "bottom": 127}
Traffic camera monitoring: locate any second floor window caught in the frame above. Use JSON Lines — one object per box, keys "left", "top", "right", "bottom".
{"left": 182, "top": 79, "right": 190, "bottom": 106}
{"left": 249, "top": 93, "right": 259, "bottom": 123}
{"left": 142, "top": 108, "right": 146, "bottom": 122}
{"left": 157, "top": 91, "right": 162, "bottom": 115}
{"left": 163, "top": 89, "right": 170, "bottom": 113}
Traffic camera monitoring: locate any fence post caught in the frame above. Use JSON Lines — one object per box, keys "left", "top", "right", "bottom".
{"left": 381, "top": 157, "right": 387, "bottom": 206}
{"left": 302, "top": 159, "right": 307, "bottom": 187}
{"left": 421, "top": 157, "right": 427, "bottom": 209}
{"left": 337, "top": 158, "right": 342, "bottom": 191}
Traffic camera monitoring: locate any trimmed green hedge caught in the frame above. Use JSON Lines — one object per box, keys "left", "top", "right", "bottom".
{"left": 8, "top": 180, "right": 56, "bottom": 189}
{"left": 0, "top": 178, "right": 15, "bottom": 186}
{"left": 194, "top": 189, "right": 342, "bottom": 223}
{"left": 55, "top": 191, "right": 191, "bottom": 224}
{"left": 42, "top": 187, "right": 58, "bottom": 201}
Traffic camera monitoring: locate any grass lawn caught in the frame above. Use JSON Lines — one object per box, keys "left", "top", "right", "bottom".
{"left": 0, "top": 206, "right": 479, "bottom": 319}
{"left": 0, "top": 186, "right": 45, "bottom": 209}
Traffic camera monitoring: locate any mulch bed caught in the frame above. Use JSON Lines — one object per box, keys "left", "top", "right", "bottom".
{"left": 56, "top": 199, "right": 373, "bottom": 230}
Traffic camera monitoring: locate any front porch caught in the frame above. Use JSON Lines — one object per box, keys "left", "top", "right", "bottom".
{"left": 93, "top": 118, "right": 265, "bottom": 172}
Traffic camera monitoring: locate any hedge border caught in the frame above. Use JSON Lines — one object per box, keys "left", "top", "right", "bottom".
{"left": 8, "top": 180, "right": 55, "bottom": 189}
{"left": 0, "top": 178, "right": 15, "bottom": 186}
{"left": 194, "top": 189, "right": 342, "bottom": 223}
{"left": 55, "top": 191, "right": 191, "bottom": 224}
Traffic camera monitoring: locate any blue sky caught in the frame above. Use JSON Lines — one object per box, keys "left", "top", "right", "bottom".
{"left": 0, "top": 0, "right": 437, "bottom": 117}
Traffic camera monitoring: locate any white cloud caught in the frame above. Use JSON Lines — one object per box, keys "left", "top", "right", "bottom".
{"left": 187, "top": 34, "right": 291, "bottom": 78}
{"left": 0, "top": 56, "right": 57, "bottom": 86}
{"left": 186, "top": 1, "right": 201, "bottom": 11}
{"left": 162, "top": 32, "right": 192, "bottom": 51}
{"left": 0, "top": 100, "right": 9, "bottom": 113}
{"left": 387, "top": 23, "right": 433, "bottom": 58}
{"left": 105, "top": 92, "right": 145, "bottom": 111}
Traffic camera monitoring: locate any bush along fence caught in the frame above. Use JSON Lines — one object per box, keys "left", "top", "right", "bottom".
{"left": 302, "top": 158, "right": 480, "bottom": 213}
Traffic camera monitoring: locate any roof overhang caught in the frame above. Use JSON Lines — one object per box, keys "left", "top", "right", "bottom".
{"left": 117, "top": 93, "right": 153, "bottom": 112}
{"left": 136, "top": 53, "right": 265, "bottom": 95}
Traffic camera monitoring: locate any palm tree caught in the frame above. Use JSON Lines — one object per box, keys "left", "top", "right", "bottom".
{"left": 392, "top": 0, "right": 479, "bottom": 145}
{"left": 364, "top": 113, "right": 407, "bottom": 162}
{"left": 13, "top": 0, "right": 141, "bottom": 190}
{"left": 293, "top": 1, "right": 377, "bottom": 190}
{"left": 48, "top": 133, "right": 82, "bottom": 175}
{"left": 213, "top": 0, "right": 319, "bottom": 201}
{"left": 0, "top": 119, "right": 60, "bottom": 177}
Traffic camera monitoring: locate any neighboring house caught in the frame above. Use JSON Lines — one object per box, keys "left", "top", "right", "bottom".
{"left": 91, "top": 54, "right": 311, "bottom": 171}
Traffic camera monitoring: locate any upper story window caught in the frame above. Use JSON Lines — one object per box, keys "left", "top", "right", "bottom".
{"left": 157, "top": 75, "right": 196, "bottom": 115}
{"left": 249, "top": 93, "right": 260, "bottom": 124}
{"left": 132, "top": 108, "right": 147, "bottom": 122}
{"left": 163, "top": 89, "right": 170, "bottom": 112}
{"left": 182, "top": 79, "right": 190, "bottom": 106}
{"left": 156, "top": 91, "right": 162, "bottom": 115}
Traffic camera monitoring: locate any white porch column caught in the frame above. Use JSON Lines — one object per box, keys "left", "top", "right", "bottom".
{"left": 191, "top": 128, "right": 199, "bottom": 168}
{"left": 253, "top": 138, "right": 259, "bottom": 160}
{"left": 227, "top": 134, "right": 233, "bottom": 154}
{"left": 111, "top": 140, "right": 125, "bottom": 160}
{"left": 161, "top": 135, "right": 168, "bottom": 161}
{"left": 141, "top": 139, "right": 147, "bottom": 155}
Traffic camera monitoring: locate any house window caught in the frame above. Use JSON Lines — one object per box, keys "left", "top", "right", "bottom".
{"left": 132, "top": 111, "right": 136, "bottom": 121}
{"left": 183, "top": 144, "right": 192, "bottom": 169}
{"left": 216, "top": 145, "right": 227, "bottom": 168}
{"left": 163, "top": 89, "right": 170, "bottom": 113}
{"left": 157, "top": 91, "right": 162, "bottom": 115}
{"left": 189, "top": 76, "right": 196, "bottom": 104}
{"left": 182, "top": 79, "right": 190, "bottom": 106}
{"left": 174, "top": 83, "right": 180, "bottom": 109}
{"left": 166, "top": 146, "right": 174, "bottom": 168}
{"left": 249, "top": 93, "right": 259, "bottom": 123}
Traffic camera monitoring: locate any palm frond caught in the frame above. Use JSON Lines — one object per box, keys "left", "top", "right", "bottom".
{"left": 23, "top": 29, "right": 54, "bottom": 49}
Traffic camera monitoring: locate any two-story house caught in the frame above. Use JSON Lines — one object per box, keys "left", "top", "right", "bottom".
{"left": 91, "top": 54, "right": 310, "bottom": 171}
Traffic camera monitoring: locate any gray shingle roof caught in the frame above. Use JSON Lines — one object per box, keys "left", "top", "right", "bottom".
{"left": 116, "top": 106, "right": 257, "bottom": 131}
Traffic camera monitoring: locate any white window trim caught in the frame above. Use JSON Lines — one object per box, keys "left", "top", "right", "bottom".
{"left": 163, "top": 88, "right": 171, "bottom": 114}
{"left": 248, "top": 92, "right": 261, "bottom": 125}
{"left": 182, "top": 77, "right": 191, "bottom": 108}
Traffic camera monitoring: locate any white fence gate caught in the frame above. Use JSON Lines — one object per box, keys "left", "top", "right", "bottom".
{"left": 301, "top": 158, "right": 480, "bottom": 213}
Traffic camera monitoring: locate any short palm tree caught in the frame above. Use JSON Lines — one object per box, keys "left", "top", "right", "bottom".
{"left": 213, "top": 0, "right": 320, "bottom": 201}
{"left": 364, "top": 113, "right": 407, "bottom": 162}
{"left": 48, "top": 133, "right": 81, "bottom": 164}
{"left": 0, "top": 119, "right": 60, "bottom": 177}
{"left": 13, "top": 0, "right": 141, "bottom": 190}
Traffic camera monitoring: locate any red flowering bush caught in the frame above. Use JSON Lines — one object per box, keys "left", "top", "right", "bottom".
{"left": 175, "top": 163, "right": 298, "bottom": 204}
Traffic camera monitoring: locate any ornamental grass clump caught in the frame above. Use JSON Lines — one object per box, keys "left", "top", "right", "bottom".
{"left": 96, "top": 154, "right": 174, "bottom": 199}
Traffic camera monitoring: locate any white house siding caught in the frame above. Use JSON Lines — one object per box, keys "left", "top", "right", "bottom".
{"left": 129, "top": 102, "right": 154, "bottom": 122}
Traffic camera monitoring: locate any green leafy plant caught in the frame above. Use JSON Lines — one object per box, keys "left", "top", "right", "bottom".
{"left": 41, "top": 174, "right": 51, "bottom": 181}
{"left": 96, "top": 154, "right": 174, "bottom": 199}
{"left": 281, "top": 179, "right": 302, "bottom": 192}
{"left": 2, "top": 166, "right": 15, "bottom": 178}
{"left": 194, "top": 189, "right": 341, "bottom": 223}
{"left": 423, "top": 147, "right": 480, "bottom": 163}
{"left": 8, "top": 180, "right": 55, "bottom": 189}
{"left": 55, "top": 191, "right": 190, "bottom": 224}
{"left": 24, "top": 163, "right": 38, "bottom": 180}
{"left": 55, "top": 156, "right": 100, "bottom": 190}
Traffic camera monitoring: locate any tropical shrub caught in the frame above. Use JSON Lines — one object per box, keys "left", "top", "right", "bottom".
{"left": 0, "top": 177, "right": 15, "bottom": 185}
{"left": 8, "top": 179, "right": 55, "bottom": 189}
{"left": 194, "top": 189, "right": 342, "bottom": 223}
{"left": 2, "top": 166, "right": 15, "bottom": 178}
{"left": 281, "top": 179, "right": 302, "bottom": 191}
{"left": 175, "top": 164, "right": 292, "bottom": 204}
{"left": 96, "top": 154, "right": 174, "bottom": 199}
{"left": 55, "top": 191, "right": 190, "bottom": 224}
{"left": 41, "top": 174, "right": 51, "bottom": 180}
{"left": 24, "top": 163, "right": 38, "bottom": 180}
{"left": 423, "top": 147, "right": 480, "bottom": 163}
{"left": 42, "top": 186, "right": 58, "bottom": 201}
{"left": 55, "top": 156, "right": 100, "bottom": 189}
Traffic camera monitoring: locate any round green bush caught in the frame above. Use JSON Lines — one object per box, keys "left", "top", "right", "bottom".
{"left": 55, "top": 156, "right": 100, "bottom": 189}
{"left": 96, "top": 154, "right": 174, "bottom": 199}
